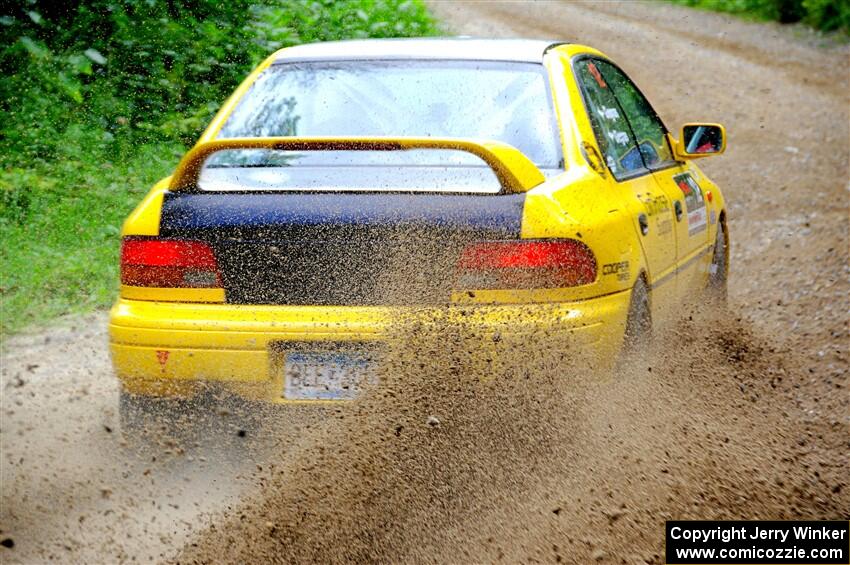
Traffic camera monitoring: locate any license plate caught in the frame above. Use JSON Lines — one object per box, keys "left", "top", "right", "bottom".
{"left": 282, "top": 351, "right": 374, "bottom": 400}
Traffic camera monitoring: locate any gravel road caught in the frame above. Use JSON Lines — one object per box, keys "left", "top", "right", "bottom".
{"left": 2, "top": 2, "right": 848, "bottom": 563}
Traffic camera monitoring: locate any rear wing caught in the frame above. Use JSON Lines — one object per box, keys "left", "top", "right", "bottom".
{"left": 169, "top": 136, "right": 546, "bottom": 194}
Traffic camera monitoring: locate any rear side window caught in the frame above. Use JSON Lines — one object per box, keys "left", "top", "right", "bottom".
{"left": 574, "top": 58, "right": 674, "bottom": 180}
{"left": 574, "top": 59, "right": 642, "bottom": 180}
{"left": 590, "top": 60, "right": 674, "bottom": 168}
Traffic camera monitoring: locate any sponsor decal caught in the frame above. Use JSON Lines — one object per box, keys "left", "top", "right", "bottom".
{"left": 673, "top": 172, "right": 707, "bottom": 237}
{"left": 602, "top": 261, "right": 630, "bottom": 281}
{"left": 643, "top": 194, "right": 669, "bottom": 217}
{"left": 642, "top": 194, "right": 672, "bottom": 235}
{"left": 709, "top": 209, "right": 717, "bottom": 225}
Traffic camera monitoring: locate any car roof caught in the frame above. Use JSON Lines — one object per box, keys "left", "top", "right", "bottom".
{"left": 272, "top": 38, "right": 568, "bottom": 64}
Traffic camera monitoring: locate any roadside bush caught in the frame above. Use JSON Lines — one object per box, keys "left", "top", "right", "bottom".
{"left": 802, "top": 0, "right": 850, "bottom": 31}
{"left": 1, "top": 0, "right": 439, "bottom": 154}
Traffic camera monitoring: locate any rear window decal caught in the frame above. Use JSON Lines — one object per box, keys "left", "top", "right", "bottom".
{"left": 587, "top": 61, "right": 607, "bottom": 88}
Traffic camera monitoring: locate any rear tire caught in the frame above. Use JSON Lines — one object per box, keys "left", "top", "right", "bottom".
{"left": 623, "top": 277, "right": 651, "bottom": 354}
{"left": 707, "top": 222, "right": 728, "bottom": 304}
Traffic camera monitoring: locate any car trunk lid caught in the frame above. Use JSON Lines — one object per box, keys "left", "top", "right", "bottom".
{"left": 158, "top": 191, "right": 525, "bottom": 305}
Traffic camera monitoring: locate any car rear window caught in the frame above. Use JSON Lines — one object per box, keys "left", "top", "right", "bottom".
{"left": 208, "top": 60, "right": 563, "bottom": 193}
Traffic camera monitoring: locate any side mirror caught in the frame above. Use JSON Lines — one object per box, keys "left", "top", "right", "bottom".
{"left": 674, "top": 123, "right": 726, "bottom": 159}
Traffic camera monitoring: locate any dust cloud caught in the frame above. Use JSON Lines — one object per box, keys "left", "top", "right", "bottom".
{"left": 175, "top": 307, "right": 848, "bottom": 564}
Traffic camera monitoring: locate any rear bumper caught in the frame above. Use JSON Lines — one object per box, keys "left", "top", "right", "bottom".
{"left": 109, "top": 291, "right": 630, "bottom": 402}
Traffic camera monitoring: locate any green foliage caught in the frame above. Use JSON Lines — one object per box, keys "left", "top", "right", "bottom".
{"left": 0, "top": 143, "right": 183, "bottom": 333}
{"left": 1, "top": 0, "right": 440, "bottom": 154}
{"left": 802, "top": 0, "right": 850, "bottom": 31}
{"left": 0, "top": 0, "right": 440, "bottom": 334}
{"left": 667, "top": 0, "right": 849, "bottom": 31}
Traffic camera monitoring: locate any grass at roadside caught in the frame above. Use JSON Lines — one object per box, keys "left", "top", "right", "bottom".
{"left": 0, "top": 1, "right": 440, "bottom": 336}
{"left": 0, "top": 142, "right": 182, "bottom": 333}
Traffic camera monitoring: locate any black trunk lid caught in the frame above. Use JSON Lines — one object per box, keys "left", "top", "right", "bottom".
{"left": 159, "top": 192, "right": 525, "bottom": 305}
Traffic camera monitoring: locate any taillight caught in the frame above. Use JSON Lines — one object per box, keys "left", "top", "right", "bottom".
{"left": 121, "top": 238, "right": 221, "bottom": 288}
{"left": 455, "top": 239, "right": 597, "bottom": 289}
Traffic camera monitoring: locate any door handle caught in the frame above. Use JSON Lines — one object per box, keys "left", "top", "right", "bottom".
{"left": 638, "top": 213, "right": 649, "bottom": 236}
{"left": 674, "top": 200, "right": 683, "bottom": 222}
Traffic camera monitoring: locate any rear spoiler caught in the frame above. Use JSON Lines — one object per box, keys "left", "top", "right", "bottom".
{"left": 169, "top": 137, "right": 546, "bottom": 194}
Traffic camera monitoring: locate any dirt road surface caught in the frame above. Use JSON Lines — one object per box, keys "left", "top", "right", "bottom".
{"left": 2, "top": 2, "right": 848, "bottom": 563}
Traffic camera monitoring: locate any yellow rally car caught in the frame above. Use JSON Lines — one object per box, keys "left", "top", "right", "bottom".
{"left": 110, "top": 39, "right": 728, "bottom": 425}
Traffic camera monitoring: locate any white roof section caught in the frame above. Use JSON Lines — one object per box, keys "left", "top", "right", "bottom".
{"left": 272, "top": 38, "right": 567, "bottom": 64}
